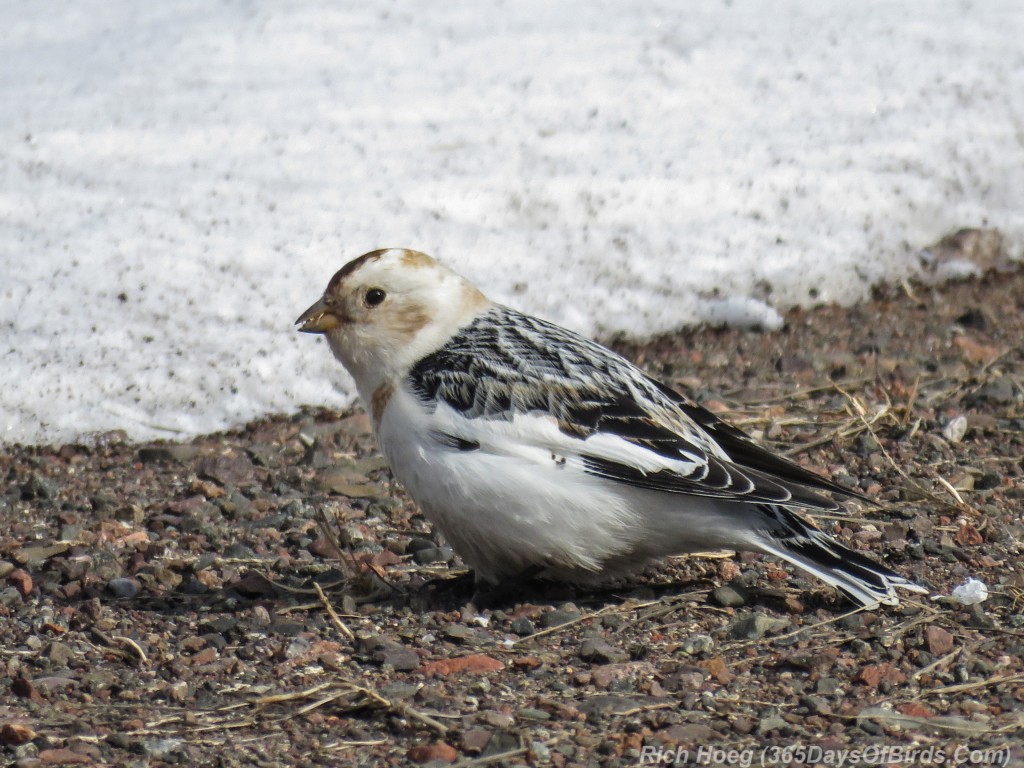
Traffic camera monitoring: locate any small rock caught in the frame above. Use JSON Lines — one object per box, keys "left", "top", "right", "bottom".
{"left": 838, "top": 613, "right": 865, "bottom": 630}
{"left": 407, "top": 742, "right": 458, "bottom": 764}
{"left": 710, "top": 585, "right": 746, "bottom": 607}
{"left": 21, "top": 473, "right": 59, "bottom": 500}
{"left": 37, "top": 748, "right": 91, "bottom": 764}
{"left": 540, "top": 607, "right": 580, "bottom": 628}
{"left": 699, "top": 656, "right": 735, "bottom": 685}
{"left": 800, "top": 694, "right": 831, "bottom": 715}
{"left": 461, "top": 729, "right": 492, "bottom": 754}
{"left": 601, "top": 613, "right": 625, "bottom": 629}
{"left": 13, "top": 543, "right": 70, "bottom": 565}
{"left": 578, "top": 637, "right": 629, "bottom": 664}
{"left": 816, "top": 677, "right": 841, "bottom": 695}
{"left": 8, "top": 569, "right": 33, "bottom": 598}
{"left": 478, "top": 710, "right": 515, "bottom": 729}
{"left": 924, "top": 625, "right": 955, "bottom": 655}
{"left": 732, "top": 716, "right": 755, "bottom": 735}
{"left": 483, "top": 730, "right": 520, "bottom": 756}
{"left": 510, "top": 617, "right": 536, "bottom": 635}
{"left": 680, "top": 634, "right": 715, "bottom": 656}
{"left": 942, "top": 416, "right": 968, "bottom": 443}
{"left": 757, "top": 713, "right": 789, "bottom": 735}
{"left": 591, "top": 661, "right": 656, "bottom": 689}
{"left": 727, "top": 613, "right": 789, "bottom": 640}
{"left": 45, "top": 642, "right": 74, "bottom": 667}
{"left": 141, "top": 738, "right": 184, "bottom": 759}
{"left": 529, "top": 741, "right": 551, "bottom": 761}
{"left": 168, "top": 681, "right": 189, "bottom": 702}
{"left": 406, "top": 537, "right": 437, "bottom": 554}
{"left": 420, "top": 654, "right": 503, "bottom": 678}
{"left": 412, "top": 547, "right": 448, "bottom": 565}
{"left": 198, "top": 453, "right": 256, "bottom": 486}
{"left": 223, "top": 542, "right": 258, "bottom": 560}
{"left": 0, "top": 560, "right": 13, "bottom": 578}
{"left": 379, "top": 682, "right": 419, "bottom": 701}
{"left": 856, "top": 662, "right": 907, "bottom": 689}
{"left": 359, "top": 637, "right": 420, "bottom": 671}
{"left": 0, "top": 723, "right": 36, "bottom": 746}
{"left": 106, "top": 577, "right": 140, "bottom": 599}
{"left": 518, "top": 707, "right": 550, "bottom": 721}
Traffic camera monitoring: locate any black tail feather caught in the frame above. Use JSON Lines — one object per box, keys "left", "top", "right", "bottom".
{"left": 754, "top": 505, "right": 927, "bottom": 607}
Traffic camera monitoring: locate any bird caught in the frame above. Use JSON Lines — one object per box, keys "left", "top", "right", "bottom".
{"left": 296, "top": 248, "right": 926, "bottom": 608}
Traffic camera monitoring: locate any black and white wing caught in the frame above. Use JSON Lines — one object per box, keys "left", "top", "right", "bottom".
{"left": 407, "top": 306, "right": 858, "bottom": 511}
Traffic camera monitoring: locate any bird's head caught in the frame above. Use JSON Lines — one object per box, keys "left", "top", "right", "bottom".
{"left": 297, "top": 248, "right": 490, "bottom": 393}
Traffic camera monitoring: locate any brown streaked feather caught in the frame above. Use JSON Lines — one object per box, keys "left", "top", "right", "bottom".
{"left": 371, "top": 382, "right": 394, "bottom": 427}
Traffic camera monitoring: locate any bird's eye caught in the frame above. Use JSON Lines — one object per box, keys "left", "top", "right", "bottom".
{"left": 364, "top": 288, "right": 387, "bottom": 307}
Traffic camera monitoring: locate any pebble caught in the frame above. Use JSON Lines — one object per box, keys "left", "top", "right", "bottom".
{"left": 406, "top": 537, "right": 437, "bottom": 554}
{"left": 578, "top": 637, "right": 629, "bottom": 664}
{"left": 510, "top": 617, "right": 536, "bottom": 635}
{"left": 710, "top": 585, "right": 746, "bottom": 607}
{"left": 925, "top": 625, "right": 955, "bottom": 655}
{"left": 359, "top": 636, "right": 421, "bottom": 671}
{"left": 20, "top": 473, "right": 60, "bottom": 500}
{"left": 680, "top": 634, "right": 715, "bottom": 656}
{"left": 942, "top": 415, "right": 969, "bottom": 443}
{"left": 412, "top": 547, "right": 448, "bottom": 565}
{"left": 816, "top": 677, "right": 841, "bottom": 695}
{"left": 541, "top": 607, "right": 581, "bottom": 629}
{"left": 757, "top": 713, "right": 789, "bottom": 734}
{"left": 222, "top": 543, "right": 258, "bottom": 559}
{"left": 407, "top": 742, "right": 458, "bottom": 764}
{"left": 8, "top": 569, "right": 33, "bottom": 598}
{"left": 517, "top": 707, "right": 551, "bottom": 721}
{"left": 529, "top": 741, "right": 551, "bottom": 761}
{"left": 106, "top": 577, "right": 140, "bottom": 599}
{"left": 727, "top": 613, "right": 789, "bottom": 640}
{"left": 46, "top": 641, "right": 74, "bottom": 667}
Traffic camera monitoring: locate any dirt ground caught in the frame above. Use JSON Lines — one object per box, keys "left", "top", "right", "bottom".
{"left": 1, "top": 260, "right": 1023, "bottom": 767}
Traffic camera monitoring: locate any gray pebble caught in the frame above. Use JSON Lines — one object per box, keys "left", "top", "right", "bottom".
{"left": 728, "top": 613, "right": 789, "bottom": 640}
{"left": 412, "top": 546, "right": 447, "bottom": 565}
{"left": 681, "top": 634, "right": 715, "bottom": 656}
{"left": 510, "top": 617, "right": 536, "bottom": 635}
{"left": 711, "top": 585, "right": 746, "bottom": 607}
{"left": 541, "top": 608, "right": 580, "bottom": 629}
{"left": 106, "top": 577, "right": 140, "bottom": 599}
{"left": 578, "top": 637, "right": 629, "bottom": 664}
{"left": 46, "top": 641, "right": 74, "bottom": 667}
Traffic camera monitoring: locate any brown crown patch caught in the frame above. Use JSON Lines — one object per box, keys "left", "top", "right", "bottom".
{"left": 400, "top": 249, "right": 436, "bottom": 269}
{"left": 326, "top": 250, "right": 389, "bottom": 293}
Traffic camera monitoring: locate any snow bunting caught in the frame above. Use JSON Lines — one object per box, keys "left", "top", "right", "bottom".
{"left": 297, "top": 248, "right": 925, "bottom": 607}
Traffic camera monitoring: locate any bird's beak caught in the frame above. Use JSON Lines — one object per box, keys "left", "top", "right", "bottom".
{"left": 295, "top": 297, "right": 342, "bottom": 334}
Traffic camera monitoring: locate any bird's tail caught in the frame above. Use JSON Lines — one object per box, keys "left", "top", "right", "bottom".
{"left": 752, "top": 504, "right": 927, "bottom": 608}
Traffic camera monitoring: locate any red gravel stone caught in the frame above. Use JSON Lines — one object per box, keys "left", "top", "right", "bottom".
{"left": 408, "top": 742, "right": 458, "bottom": 764}
{"left": 420, "top": 654, "right": 503, "bottom": 678}
{"left": 924, "top": 626, "right": 956, "bottom": 655}
{"left": 8, "top": 568, "right": 33, "bottom": 597}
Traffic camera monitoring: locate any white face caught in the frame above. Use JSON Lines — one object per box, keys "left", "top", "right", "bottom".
{"left": 297, "top": 249, "right": 490, "bottom": 390}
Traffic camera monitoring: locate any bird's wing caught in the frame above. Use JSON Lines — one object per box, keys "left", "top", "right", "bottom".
{"left": 407, "top": 306, "right": 851, "bottom": 511}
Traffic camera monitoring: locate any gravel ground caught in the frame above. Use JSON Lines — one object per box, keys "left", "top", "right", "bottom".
{"left": 2, "top": 263, "right": 1023, "bottom": 767}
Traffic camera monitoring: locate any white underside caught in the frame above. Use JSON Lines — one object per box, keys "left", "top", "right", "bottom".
{"left": 375, "top": 386, "right": 766, "bottom": 585}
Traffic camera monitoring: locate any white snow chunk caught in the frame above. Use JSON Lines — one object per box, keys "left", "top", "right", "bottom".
{"left": 950, "top": 578, "right": 989, "bottom": 606}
